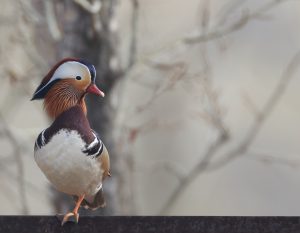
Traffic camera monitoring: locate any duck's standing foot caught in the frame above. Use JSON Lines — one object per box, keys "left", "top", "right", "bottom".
{"left": 61, "top": 194, "right": 85, "bottom": 226}
{"left": 61, "top": 212, "right": 79, "bottom": 225}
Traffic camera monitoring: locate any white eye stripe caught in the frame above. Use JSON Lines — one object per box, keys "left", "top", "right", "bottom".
{"left": 52, "top": 61, "right": 90, "bottom": 81}
{"left": 34, "top": 61, "right": 91, "bottom": 96}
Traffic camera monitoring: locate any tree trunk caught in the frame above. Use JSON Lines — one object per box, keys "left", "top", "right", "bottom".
{"left": 47, "top": 0, "right": 123, "bottom": 215}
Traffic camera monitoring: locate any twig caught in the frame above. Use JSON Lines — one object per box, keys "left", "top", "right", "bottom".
{"left": 160, "top": 132, "right": 228, "bottom": 214}
{"left": 135, "top": 63, "right": 187, "bottom": 113}
{"left": 195, "top": 76, "right": 227, "bottom": 134}
{"left": 217, "top": 0, "right": 247, "bottom": 27}
{"left": 247, "top": 151, "right": 300, "bottom": 169}
{"left": 241, "top": 91, "right": 261, "bottom": 117}
{"left": 155, "top": 162, "right": 187, "bottom": 183}
{"left": 185, "top": 0, "right": 292, "bottom": 44}
{"left": 130, "top": 0, "right": 291, "bottom": 70}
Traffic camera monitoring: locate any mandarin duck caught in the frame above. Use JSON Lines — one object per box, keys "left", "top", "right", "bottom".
{"left": 31, "top": 58, "right": 110, "bottom": 225}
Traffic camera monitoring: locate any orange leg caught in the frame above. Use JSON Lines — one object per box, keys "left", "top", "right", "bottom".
{"left": 61, "top": 195, "right": 85, "bottom": 226}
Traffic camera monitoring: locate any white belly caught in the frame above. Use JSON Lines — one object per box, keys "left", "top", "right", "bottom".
{"left": 34, "top": 129, "right": 102, "bottom": 196}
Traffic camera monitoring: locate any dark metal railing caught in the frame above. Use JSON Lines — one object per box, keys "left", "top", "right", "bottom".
{"left": 0, "top": 216, "right": 299, "bottom": 233}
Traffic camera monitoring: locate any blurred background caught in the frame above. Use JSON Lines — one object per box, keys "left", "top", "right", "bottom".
{"left": 0, "top": 0, "right": 300, "bottom": 215}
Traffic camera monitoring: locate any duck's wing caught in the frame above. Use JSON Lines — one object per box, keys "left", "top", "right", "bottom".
{"left": 79, "top": 130, "right": 110, "bottom": 209}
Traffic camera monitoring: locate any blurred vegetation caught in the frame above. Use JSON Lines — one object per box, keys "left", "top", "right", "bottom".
{"left": 0, "top": 0, "right": 300, "bottom": 215}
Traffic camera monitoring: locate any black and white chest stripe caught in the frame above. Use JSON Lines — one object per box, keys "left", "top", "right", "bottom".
{"left": 35, "top": 129, "right": 46, "bottom": 150}
{"left": 35, "top": 129, "right": 103, "bottom": 158}
{"left": 82, "top": 131, "right": 103, "bottom": 158}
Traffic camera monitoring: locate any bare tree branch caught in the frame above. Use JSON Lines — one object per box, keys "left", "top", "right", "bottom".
{"left": 135, "top": 62, "right": 187, "bottom": 113}
{"left": 185, "top": 0, "right": 292, "bottom": 44}
{"left": 160, "top": 50, "right": 300, "bottom": 214}
{"left": 18, "top": 0, "right": 44, "bottom": 24}
{"left": 43, "top": 0, "right": 62, "bottom": 41}
{"left": 207, "top": 50, "right": 300, "bottom": 171}
{"left": 217, "top": 0, "right": 247, "bottom": 27}
{"left": 247, "top": 151, "right": 300, "bottom": 169}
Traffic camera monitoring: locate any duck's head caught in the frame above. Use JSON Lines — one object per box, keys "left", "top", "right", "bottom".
{"left": 31, "top": 58, "right": 104, "bottom": 119}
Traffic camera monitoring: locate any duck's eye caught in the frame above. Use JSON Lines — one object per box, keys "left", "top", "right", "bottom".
{"left": 76, "top": 76, "right": 82, "bottom": 80}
